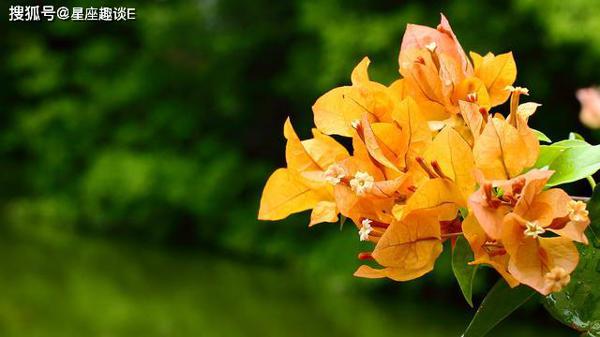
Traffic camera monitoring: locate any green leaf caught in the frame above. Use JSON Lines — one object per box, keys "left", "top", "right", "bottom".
{"left": 542, "top": 242, "right": 600, "bottom": 336}
{"left": 462, "top": 279, "right": 535, "bottom": 337}
{"left": 569, "top": 132, "right": 585, "bottom": 141}
{"left": 452, "top": 236, "right": 478, "bottom": 307}
{"left": 552, "top": 139, "right": 589, "bottom": 147}
{"left": 459, "top": 207, "right": 469, "bottom": 221}
{"left": 532, "top": 129, "right": 552, "bottom": 143}
{"left": 543, "top": 187, "right": 600, "bottom": 335}
{"left": 545, "top": 145, "right": 600, "bottom": 187}
{"left": 535, "top": 145, "right": 566, "bottom": 168}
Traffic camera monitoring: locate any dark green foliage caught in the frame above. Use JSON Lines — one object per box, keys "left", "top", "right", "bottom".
{"left": 1, "top": 0, "right": 600, "bottom": 285}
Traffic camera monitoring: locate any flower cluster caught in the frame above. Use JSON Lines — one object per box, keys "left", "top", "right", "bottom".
{"left": 258, "top": 14, "right": 590, "bottom": 295}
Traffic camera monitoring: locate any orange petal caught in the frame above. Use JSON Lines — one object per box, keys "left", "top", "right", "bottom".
{"left": 351, "top": 57, "right": 371, "bottom": 86}
{"left": 284, "top": 118, "right": 321, "bottom": 172}
{"left": 423, "top": 126, "right": 476, "bottom": 199}
{"left": 473, "top": 116, "right": 530, "bottom": 179}
{"left": 471, "top": 51, "right": 517, "bottom": 107}
{"left": 366, "top": 209, "right": 444, "bottom": 281}
{"left": 462, "top": 214, "right": 520, "bottom": 287}
{"left": 391, "top": 97, "right": 432, "bottom": 169}
{"left": 258, "top": 168, "right": 321, "bottom": 220}
{"left": 312, "top": 86, "right": 365, "bottom": 137}
{"left": 309, "top": 201, "right": 339, "bottom": 227}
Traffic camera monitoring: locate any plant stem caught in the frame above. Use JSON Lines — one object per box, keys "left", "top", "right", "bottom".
{"left": 571, "top": 196, "right": 591, "bottom": 202}
{"left": 587, "top": 176, "right": 597, "bottom": 191}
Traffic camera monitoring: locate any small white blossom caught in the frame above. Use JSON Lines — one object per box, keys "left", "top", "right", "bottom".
{"left": 425, "top": 42, "right": 437, "bottom": 52}
{"left": 359, "top": 219, "right": 373, "bottom": 241}
{"left": 568, "top": 200, "right": 589, "bottom": 223}
{"left": 323, "top": 163, "right": 346, "bottom": 185}
{"left": 350, "top": 171, "right": 374, "bottom": 195}
{"left": 505, "top": 85, "right": 529, "bottom": 95}
{"left": 523, "top": 221, "right": 545, "bottom": 239}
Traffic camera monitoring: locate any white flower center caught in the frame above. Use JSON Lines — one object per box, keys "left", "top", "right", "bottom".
{"left": 359, "top": 219, "right": 373, "bottom": 241}
{"left": 523, "top": 221, "right": 545, "bottom": 239}
{"left": 425, "top": 42, "right": 437, "bottom": 52}
{"left": 350, "top": 171, "right": 374, "bottom": 195}
{"left": 323, "top": 163, "right": 346, "bottom": 185}
{"left": 504, "top": 85, "right": 529, "bottom": 95}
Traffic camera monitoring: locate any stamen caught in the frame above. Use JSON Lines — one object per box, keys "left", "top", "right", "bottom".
{"left": 512, "top": 178, "right": 526, "bottom": 196}
{"left": 358, "top": 252, "right": 373, "bottom": 260}
{"left": 466, "top": 92, "right": 478, "bottom": 103}
{"left": 506, "top": 85, "right": 530, "bottom": 118}
{"left": 416, "top": 156, "right": 438, "bottom": 179}
{"left": 483, "top": 183, "right": 501, "bottom": 208}
{"left": 431, "top": 160, "right": 450, "bottom": 180}
{"left": 369, "top": 220, "right": 389, "bottom": 229}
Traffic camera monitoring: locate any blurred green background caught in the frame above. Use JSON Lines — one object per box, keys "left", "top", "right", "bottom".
{"left": 1, "top": 0, "right": 599, "bottom": 336}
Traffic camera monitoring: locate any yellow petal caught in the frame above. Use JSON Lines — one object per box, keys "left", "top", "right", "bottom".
{"left": 423, "top": 126, "right": 476, "bottom": 199}
{"left": 453, "top": 76, "right": 491, "bottom": 110}
{"left": 473, "top": 116, "right": 529, "bottom": 179}
{"left": 517, "top": 102, "right": 542, "bottom": 120}
{"left": 392, "top": 97, "right": 432, "bottom": 169}
{"left": 458, "top": 100, "right": 485, "bottom": 143}
{"left": 309, "top": 201, "right": 339, "bottom": 227}
{"left": 389, "top": 79, "right": 407, "bottom": 100}
{"left": 366, "top": 209, "right": 443, "bottom": 281}
{"left": 302, "top": 128, "right": 350, "bottom": 169}
{"left": 472, "top": 52, "right": 517, "bottom": 107}
{"left": 284, "top": 118, "right": 320, "bottom": 172}
{"left": 312, "top": 86, "right": 365, "bottom": 137}
{"left": 361, "top": 116, "right": 401, "bottom": 172}
{"left": 351, "top": 57, "right": 371, "bottom": 86}
{"left": 258, "top": 168, "right": 321, "bottom": 220}
{"left": 404, "top": 178, "right": 464, "bottom": 218}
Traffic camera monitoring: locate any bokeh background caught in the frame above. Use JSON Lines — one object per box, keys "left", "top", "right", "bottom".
{"left": 1, "top": 0, "right": 599, "bottom": 336}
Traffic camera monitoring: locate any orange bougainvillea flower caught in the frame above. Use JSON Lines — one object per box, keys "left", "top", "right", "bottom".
{"left": 258, "top": 118, "right": 349, "bottom": 224}
{"left": 258, "top": 14, "right": 589, "bottom": 295}
{"left": 355, "top": 178, "right": 464, "bottom": 281}
{"left": 397, "top": 14, "right": 518, "bottom": 121}
{"left": 312, "top": 57, "right": 398, "bottom": 137}
{"left": 472, "top": 87, "right": 539, "bottom": 180}
{"left": 466, "top": 168, "right": 590, "bottom": 293}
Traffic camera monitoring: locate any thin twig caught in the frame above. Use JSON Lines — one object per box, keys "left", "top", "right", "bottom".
{"left": 571, "top": 196, "right": 591, "bottom": 202}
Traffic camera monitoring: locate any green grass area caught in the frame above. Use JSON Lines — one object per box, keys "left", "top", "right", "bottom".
{"left": 0, "top": 236, "right": 574, "bottom": 337}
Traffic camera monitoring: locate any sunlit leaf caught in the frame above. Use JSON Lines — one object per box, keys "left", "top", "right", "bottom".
{"left": 532, "top": 129, "right": 551, "bottom": 143}
{"left": 545, "top": 144, "right": 600, "bottom": 187}
{"left": 569, "top": 132, "right": 585, "bottom": 141}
